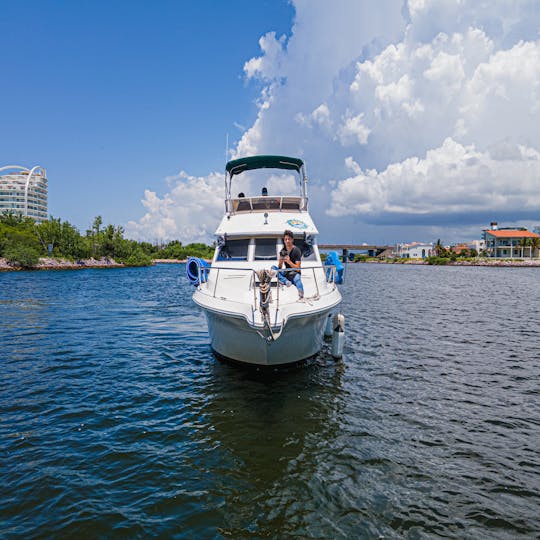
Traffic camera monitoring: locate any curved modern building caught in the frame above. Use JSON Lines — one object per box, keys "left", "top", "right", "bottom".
{"left": 0, "top": 165, "right": 48, "bottom": 222}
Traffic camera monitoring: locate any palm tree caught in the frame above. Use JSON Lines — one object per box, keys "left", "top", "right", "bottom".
{"left": 518, "top": 237, "right": 528, "bottom": 258}
{"left": 530, "top": 236, "right": 540, "bottom": 258}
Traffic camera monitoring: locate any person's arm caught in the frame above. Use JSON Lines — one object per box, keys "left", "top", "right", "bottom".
{"left": 285, "top": 248, "right": 301, "bottom": 269}
{"left": 285, "top": 257, "right": 301, "bottom": 269}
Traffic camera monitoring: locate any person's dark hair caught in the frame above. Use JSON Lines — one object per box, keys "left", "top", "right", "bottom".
{"left": 282, "top": 229, "right": 294, "bottom": 252}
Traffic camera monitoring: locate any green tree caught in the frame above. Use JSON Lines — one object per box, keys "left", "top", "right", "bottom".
{"left": 139, "top": 241, "right": 157, "bottom": 257}
{"left": 59, "top": 220, "right": 90, "bottom": 258}
{"left": 87, "top": 215, "right": 104, "bottom": 256}
{"left": 123, "top": 245, "right": 153, "bottom": 266}
{"left": 34, "top": 217, "right": 62, "bottom": 254}
{"left": 434, "top": 239, "right": 445, "bottom": 256}
{"left": 3, "top": 244, "right": 40, "bottom": 268}
{"left": 0, "top": 220, "right": 42, "bottom": 267}
{"left": 0, "top": 211, "right": 35, "bottom": 230}
{"left": 530, "top": 236, "right": 540, "bottom": 258}
{"left": 518, "top": 237, "right": 529, "bottom": 258}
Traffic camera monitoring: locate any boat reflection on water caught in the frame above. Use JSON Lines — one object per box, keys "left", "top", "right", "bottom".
{"left": 200, "top": 353, "right": 345, "bottom": 535}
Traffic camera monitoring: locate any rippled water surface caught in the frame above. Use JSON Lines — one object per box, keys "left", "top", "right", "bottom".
{"left": 1, "top": 264, "right": 539, "bottom": 538}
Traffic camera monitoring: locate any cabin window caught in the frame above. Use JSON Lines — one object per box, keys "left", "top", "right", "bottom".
{"left": 217, "top": 239, "right": 249, "bottom": 261}
{"left": 254, "top": 238, "right": 278, "bottom": 260}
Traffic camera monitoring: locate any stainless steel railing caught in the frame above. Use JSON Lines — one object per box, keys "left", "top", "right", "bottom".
{"left": 194, "top": 264, "right": 338, "bottom": 311}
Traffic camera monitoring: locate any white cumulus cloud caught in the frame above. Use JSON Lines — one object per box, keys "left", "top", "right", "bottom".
{"left": 128, "top": 0, "right": 540, "bottom": 243}
{"left": 125, "top": 171, "right": 224, "bottom": 243}
{"left": 328, "top": 138, "right": 540, "bottom": 222}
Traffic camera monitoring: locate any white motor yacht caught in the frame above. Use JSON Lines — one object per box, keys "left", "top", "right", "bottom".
{"left": 188, "top": 155, "right": 342, "bottom": 366}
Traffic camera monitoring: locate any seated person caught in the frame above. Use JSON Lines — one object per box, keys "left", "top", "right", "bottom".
{"left": 262, "top": 187, "right": 268, "bottom": 196}
{"left": 272, "top": 229, "right": 304, "bottom": 299}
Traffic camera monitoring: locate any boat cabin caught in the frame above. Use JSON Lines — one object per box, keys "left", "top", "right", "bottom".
{"left": 214, "top": 235, "right": 318, "bottom": 263}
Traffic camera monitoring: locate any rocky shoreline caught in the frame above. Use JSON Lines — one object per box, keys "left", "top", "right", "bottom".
{"left": 361, "top": 258, "right": 540, "bottom": 267}
{"left": 1, "top": 257, "right": 539, "bottom": 272}
{"left": 0, "top": 257, "right": 124, "bottom": 271}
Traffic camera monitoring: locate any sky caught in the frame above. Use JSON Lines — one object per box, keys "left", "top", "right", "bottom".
{"left": 3, "top": 0, "right": 540, "bottom": 245}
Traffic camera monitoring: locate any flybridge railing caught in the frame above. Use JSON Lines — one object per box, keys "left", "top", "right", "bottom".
{"left": 225, "top": 196, "right": 308, "bottom": 214}
{"left": 194, "top": 264, "right": 338, "bottom": 311}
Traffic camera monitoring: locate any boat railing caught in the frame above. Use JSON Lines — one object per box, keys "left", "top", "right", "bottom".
{"left": 225, "top": 195, "right": 308, "bottom": 214}
{"left": 194, "top": 264, "right": 338, "bottom": 311}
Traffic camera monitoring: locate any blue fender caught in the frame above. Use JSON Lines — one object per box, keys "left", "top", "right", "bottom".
{"left": 186, "top": 257, "right": 210, "bottom": 286}
{"left": 324, "top": 251, "right": 344, "bottom": 284}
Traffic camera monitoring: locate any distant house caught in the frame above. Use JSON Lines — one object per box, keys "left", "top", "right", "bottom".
{"left": 450, "top": 243, "right": 470, "bottom": 255}
{"left": 483, "top": 222, "right": 540, "bottom": 258}
{"left": 396, "top": 242, "right": 433, "bottom": 258}
{"left": 469, "top": 239, "right": 485, "bottom": 253}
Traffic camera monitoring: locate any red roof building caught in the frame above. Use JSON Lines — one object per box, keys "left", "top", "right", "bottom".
{"left": 484, "top": 226, "right": 540, "bottom": 258}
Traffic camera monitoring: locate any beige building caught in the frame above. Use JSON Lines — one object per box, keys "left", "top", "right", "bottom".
{"left": 0, "top": 165, "right": 48, "bottom": 222}
{"left": 484, "top": 223, "right": 540, "bottom": 258}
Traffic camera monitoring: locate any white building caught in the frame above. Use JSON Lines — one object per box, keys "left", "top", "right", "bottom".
{"left": 0, "top": 165, "right": 48, "bottom": 222}
{"left": 395, "top": 242, "right": 434, "bottom": 258}
{"left": 469, "top": 239, "right": 485, "bottom": 253}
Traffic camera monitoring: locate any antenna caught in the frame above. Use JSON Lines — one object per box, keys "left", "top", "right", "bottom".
{"left": 225, "top": 133, "right": 229, "bottom": 162}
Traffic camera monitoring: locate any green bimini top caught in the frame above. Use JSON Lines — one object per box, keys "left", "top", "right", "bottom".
{"left": 225, "top": 155, "right": 304, "bottom": 177}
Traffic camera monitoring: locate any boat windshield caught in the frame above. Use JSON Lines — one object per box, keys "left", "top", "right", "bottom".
{"left": 214, "top": 236, "right": 319, "bottom": 263}
{"left": 217, "top": 238, "right": 249, "bottom": 261}
{"left": 254, "top": 238, "right": 278, "bottom": 260}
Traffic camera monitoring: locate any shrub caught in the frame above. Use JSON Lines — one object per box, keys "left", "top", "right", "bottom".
{"left": 122, "top": 247, "right": 153, "bottom": 267}
{"left": 354, "top": 254, "right": 369, "bottom": 262}
{"left": 3, "top": 244, "right": 40, "bottom": 268}
{"left": 427, "top": 256, "right": 450, "bottom": 265}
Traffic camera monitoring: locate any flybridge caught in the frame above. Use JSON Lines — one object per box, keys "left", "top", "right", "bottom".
{"left": 224, "top": 155, "right": 308, "bottom": 215}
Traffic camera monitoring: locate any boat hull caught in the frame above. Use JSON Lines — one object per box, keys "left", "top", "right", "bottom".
{"left": 203, "top": 307, "right": 332, "bottom": 366}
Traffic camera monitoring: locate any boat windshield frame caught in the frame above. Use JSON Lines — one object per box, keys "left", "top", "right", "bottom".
{"left": 224, "top": 155, "right": 308, "bottom": 215}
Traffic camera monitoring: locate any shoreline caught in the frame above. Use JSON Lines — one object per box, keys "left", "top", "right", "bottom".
{"left": 0, "top": 257, "right": 125, "bottom": 272}
{"left": 0, "top": 257, "right": 205, "bottom": 272}
{"left": 1, "top": 257, "right": 539, "bottom": 272}
{"left": 358, "top": 258, "right": 540, "bottom": 267}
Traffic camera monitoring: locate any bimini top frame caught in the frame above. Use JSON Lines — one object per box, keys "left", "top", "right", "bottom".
{"left": 224, "top": 155, "right": 308, "bottom": 215}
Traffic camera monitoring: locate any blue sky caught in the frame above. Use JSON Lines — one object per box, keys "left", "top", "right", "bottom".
{"left": 3, "top": 1, "right": 540, "bottom": 245}
{"left": 3, "top": 0, "right": 293, "bottom": 230}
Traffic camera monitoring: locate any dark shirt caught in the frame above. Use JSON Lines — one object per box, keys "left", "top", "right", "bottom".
{"left": 283, "top": 245, "right": 301, "bottom": 278}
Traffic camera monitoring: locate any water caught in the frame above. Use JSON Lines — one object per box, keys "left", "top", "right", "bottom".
{"left": 1, "top": 264, "right": 539, "bottom": 538}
